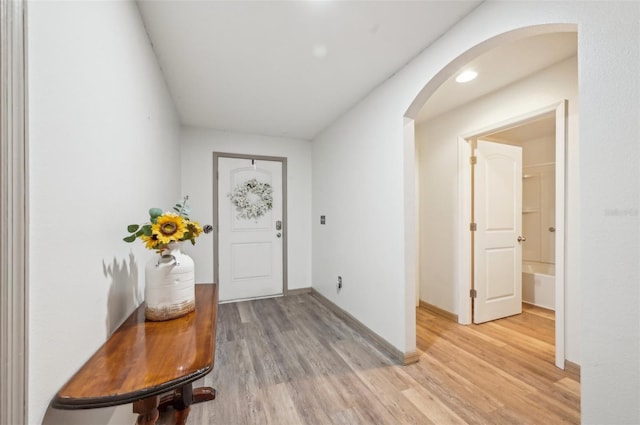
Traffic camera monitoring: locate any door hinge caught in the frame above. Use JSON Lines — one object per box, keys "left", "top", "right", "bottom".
{"left": 470, "top": 289, "right": 477, "bottom": 298}
{"left": 470, "top": 222, "right": 477, "bottom": 231}
{"left": 470, "top": 156, "right": 477, "bottom": 165}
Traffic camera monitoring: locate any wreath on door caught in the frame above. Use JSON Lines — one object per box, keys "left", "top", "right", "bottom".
{"left": 228, "top": 178, "right": 273, "bottom": 220}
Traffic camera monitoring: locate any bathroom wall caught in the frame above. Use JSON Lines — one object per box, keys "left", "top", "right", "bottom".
{"left": 521, "top": 135, "right": 555, "bottom": 264}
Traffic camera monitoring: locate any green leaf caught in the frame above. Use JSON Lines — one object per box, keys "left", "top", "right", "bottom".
{"left": 142, "top": 225, "right": 152, "bottom": 236}
{"left": 149, "top": 207, "right": 163, "bottom": 218}
{"left": 127, "top": 224, "right": 139, "bottom": 233}
{"left": 123, "top": 235, "right": 136, "bottom": 243}
{"left": 135, "top": 229, "right": 144, "bottom": 237}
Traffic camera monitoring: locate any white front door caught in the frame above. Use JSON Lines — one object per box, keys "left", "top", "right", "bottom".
{"left": 474, "top": 140, "right": 523, "bottom": 323}
{"left": 217, "top": 156, "right": 284, "bottom": 302}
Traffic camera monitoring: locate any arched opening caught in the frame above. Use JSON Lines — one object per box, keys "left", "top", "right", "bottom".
{"left": 404, "top": 24, "right": 578, "bottom": 371}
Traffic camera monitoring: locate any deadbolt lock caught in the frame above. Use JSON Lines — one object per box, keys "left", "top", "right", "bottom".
{"left": 276, "top": 220, "right": 282, "bottom": 230}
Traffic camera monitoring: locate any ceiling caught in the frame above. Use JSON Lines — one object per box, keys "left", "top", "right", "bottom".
{"left": 136, "top": 2, "right": 576, "bottom": 141}
{"left": 416, "top": 32, "right": 577, "bottom": 123}
{"left": 136, "top": 0, "right": 482, "bottom": 140}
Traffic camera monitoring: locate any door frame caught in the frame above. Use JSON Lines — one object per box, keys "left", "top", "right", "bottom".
{"left": 458, "top": 101, "right": 567, "bottom": 369}
{"left": 1, "top": 0, "right": 29, "bottom": 423}
{"left": 212, "top": 152, "right": 289, "bottom": 296}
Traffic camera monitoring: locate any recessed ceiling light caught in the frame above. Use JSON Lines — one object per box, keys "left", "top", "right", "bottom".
{"left": 456, "top": 70, "right": 478, "bottom": 83}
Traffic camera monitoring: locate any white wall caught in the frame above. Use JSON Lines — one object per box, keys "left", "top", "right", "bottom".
{"left": 522, "top": 135, "right": 555, "bottom": 166}
{"left": 28, "top": 1, "right": 180, "bottom": 424}
{"left": 313, "top": 98, "right": 409, "bottom": 351}
{"left": 180, "top": 127, "right": 312, "bottom": 290}
{"left": 415, "top": 57, "right": 580, "bottom": 362}
{"left": 313, "top": 2, "right": 639, "bottom": 423}
{"left": 521, "top": 136, "right": 556, "bottom": 264}
{"left": 25, "top": 1, "right": 640, "bottom": 423}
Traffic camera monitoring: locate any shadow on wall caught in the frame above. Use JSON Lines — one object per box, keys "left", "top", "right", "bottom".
{"left": 40, "top": 405, "right": 136, "bottom": 425}
{"left": 41, "top": 253, "right": 142, "bottom": 425}
{"left": 104, "top": 251, "right": 142, "bottom": 336}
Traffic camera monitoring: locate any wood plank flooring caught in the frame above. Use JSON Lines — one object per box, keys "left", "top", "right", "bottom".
{"left": 166, "top": 295, "right": 579, "bottom": 424}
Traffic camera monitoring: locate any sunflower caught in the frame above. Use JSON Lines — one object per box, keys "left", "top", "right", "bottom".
{"left": 186, "top": 220, "right": 203, "bottom": 238}
{"left": 140, "top": 233, "right": 161, "bottom": 250}
{"left": 152, "top": 213, "right": 187, "bottom": 244}
{"left": 123, "top": 196, "right": 214, "bottom": 251}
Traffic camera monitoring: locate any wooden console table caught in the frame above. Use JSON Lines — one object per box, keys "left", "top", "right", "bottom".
{"left": 52, "top": 283, "right": 218, "bottom": 425}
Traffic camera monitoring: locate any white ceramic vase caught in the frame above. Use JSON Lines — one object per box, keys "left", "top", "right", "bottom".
{"left": 144, "top": 242, "right": 195, "bottom": 321}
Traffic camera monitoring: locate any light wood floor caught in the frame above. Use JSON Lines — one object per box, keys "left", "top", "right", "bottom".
{"left": 169, "top": 295, "right": 580, "bottom": 424}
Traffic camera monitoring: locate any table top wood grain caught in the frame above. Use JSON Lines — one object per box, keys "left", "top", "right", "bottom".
{"left": 52, "top": 283, "right": 218, "bottom": 409}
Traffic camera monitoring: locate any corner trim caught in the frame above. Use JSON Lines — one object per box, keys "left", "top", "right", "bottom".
{"left": 564, "top": 360, "right": 581, "bottom": 378}
{"left": 0, "top": 0, "right": 29, "bottom": 423}
{"left": 310, "top": 289, "right": 414, "bottom": 365}
{"left": 403, "top": 351, "right": 421, "bottom": 365}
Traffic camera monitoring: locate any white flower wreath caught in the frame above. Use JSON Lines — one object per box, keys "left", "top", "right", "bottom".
{"left": 228, "top": 178, "right": 274, "bottom": 220}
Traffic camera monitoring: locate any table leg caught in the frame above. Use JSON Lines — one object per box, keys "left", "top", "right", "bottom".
{"left": 172, "top": 383, "right": 193, "bottom": 410}
{"left": 156, "top": 383, "right": 215, "bottom": 425}
{"left": 155, "top": 405, "right": 190, "bottom": 425}
{"left": 133, "top": 395, "right": 160, "bottom": 425}
{"left": 158, "top": 384, "right": 216, "bottom": 411}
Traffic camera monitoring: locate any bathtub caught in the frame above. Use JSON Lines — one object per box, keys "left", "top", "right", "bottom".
{"left": 522, "top": 261, "right": 555, "bottom": 310}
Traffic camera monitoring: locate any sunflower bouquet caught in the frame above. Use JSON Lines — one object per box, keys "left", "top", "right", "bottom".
{"left": 123, "top": 196, "right": 212, "bottom": 253}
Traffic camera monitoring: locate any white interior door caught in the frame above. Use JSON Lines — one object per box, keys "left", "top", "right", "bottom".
{"left": 217, "top": 157, "right": 283, "bottom": 302}
{"left": 474, "top": 140, "right": 523, "bottom": 323}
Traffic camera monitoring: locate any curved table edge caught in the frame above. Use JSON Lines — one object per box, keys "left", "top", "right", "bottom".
{"left": 50, "top": 366, "right": 213, "bottom": 410}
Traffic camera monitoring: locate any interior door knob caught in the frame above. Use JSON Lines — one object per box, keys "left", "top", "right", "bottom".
{"left": 517, "top": 236, "right": 526, "bottom": 242}
{"left": 276, "top": 233, "right": 282, "bottom": 238}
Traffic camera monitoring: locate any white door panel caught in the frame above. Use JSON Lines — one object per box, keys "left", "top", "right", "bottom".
{"left": 474, "top": 140, "right": 522, "bottom": 323}
{"left": 218, "top": 157, "right": 283, "bottom": 302}
{"left": 231, "top": 243, "right": 272, "bottom": 280}
{"left": 485, "top": 247, "right": 517, "bottom": 300}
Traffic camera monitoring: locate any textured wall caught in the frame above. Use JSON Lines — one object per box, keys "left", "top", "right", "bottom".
{"left": 28, "top": 1, "right": 180, "bottom": 423}
{"left": 313, "top": 2, "right": 638, "bottom": 422}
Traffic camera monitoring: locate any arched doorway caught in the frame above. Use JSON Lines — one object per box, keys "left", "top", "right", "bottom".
{"left": 404, "top": 24, "right": 577, "bottom": 369}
